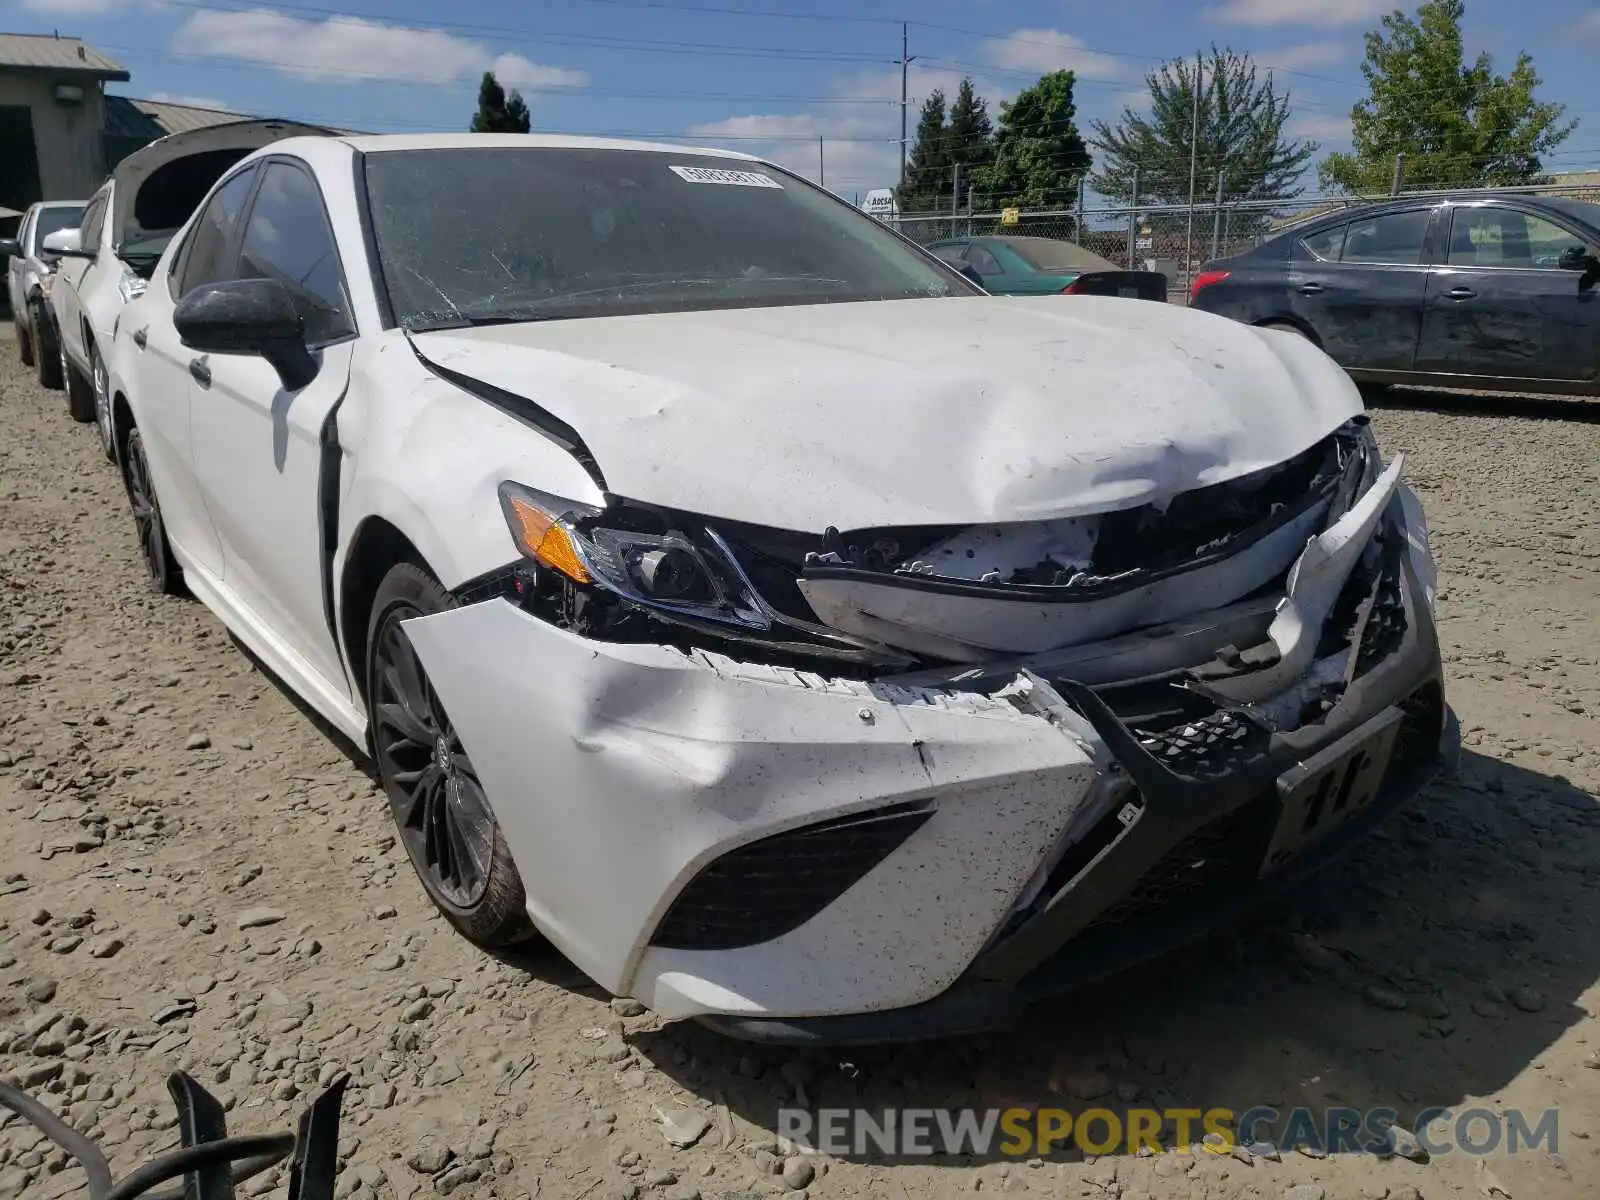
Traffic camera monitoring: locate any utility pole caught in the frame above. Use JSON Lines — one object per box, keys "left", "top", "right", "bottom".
{"left": 952, "top": 162, "right": 961, "bottom": 221}
{"left": 1211, "top": 169, "right": 1224, "bottom": 259}
{"left": 1128, "top": 166, "right": 1140, "bottom": 269}
{"left": 1390, "top": 152, "right": 1405, "bottom": 196}
{"left": 1184, "top": 52, "right": 1203, "bottom": 293}
{"left": 819, "top": 136, "right": 825, "bottom": 188}
{"left": 898, "top": 22, "right": 919, "bottom": 194}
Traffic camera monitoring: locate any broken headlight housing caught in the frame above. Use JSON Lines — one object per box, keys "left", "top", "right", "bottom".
{"left": 496, "top": 481, "right": 912, "bottom": 665}
{"left": 499, "top": 482, "right": 771, "bottom": 630}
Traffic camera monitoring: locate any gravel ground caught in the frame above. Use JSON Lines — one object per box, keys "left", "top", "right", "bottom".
{"left": 3, "top": 333, "right": 1599, "bottom": 1200}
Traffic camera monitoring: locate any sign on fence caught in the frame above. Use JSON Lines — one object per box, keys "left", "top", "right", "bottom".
{"left": 1000, "top": 207, "right": 1020, "bottom": 226}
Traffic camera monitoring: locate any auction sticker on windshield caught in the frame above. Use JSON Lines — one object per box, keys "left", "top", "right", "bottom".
{"left": 669, "top": 165, "right": 784, "bottom": 188}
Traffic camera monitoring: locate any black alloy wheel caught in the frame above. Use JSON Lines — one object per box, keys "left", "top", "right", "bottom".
{"left": 121, "top": 428, "right": 182, "bottom": 595}
{"left": 92, "top": 346, "right": 114, "bottom": 461}
{"left": 365, "top": 563, "right": 534, "bottom": 947}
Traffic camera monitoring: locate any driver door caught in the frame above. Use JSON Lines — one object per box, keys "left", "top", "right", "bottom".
{"left": 185, "top": 158, "right": 357, "bottom": 699}
{"left": 53, "top": 186, "right": 108, "bottom": 370}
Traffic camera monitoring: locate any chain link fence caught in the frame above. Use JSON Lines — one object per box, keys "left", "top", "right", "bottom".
{"left": 887, "top": 179, "right": 1600, "bottom": 304}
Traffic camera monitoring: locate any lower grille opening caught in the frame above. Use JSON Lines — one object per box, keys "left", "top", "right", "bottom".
{"left": 1077, "top": 795, "right": 1275, "bottom": 934}
{"left": 648, "top": 802, "right": 933, "bottom": 951}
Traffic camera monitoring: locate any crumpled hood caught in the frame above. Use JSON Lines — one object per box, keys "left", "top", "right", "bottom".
{"left": 412, "top": 295, "right": 1363, "bottom": 532}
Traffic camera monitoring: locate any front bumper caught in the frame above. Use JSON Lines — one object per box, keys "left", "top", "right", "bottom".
{"left": 404, "top": 481, "right": 1452, "bottom": 1043}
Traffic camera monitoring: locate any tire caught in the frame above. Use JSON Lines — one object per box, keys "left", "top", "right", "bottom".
{"left": 16, "top": 311, "right": 34, "bottom": 367}
{"left": 120, "top": 427, "right": 184, "bottom": 596}
{"left": 365, "top": 562, "right": 536, "bottom": 949}
{"left": 32, "top": 300, "right": 63, "bottom": 390}
{"left": 63, "top": 337, "right": 94, "bottom": 422}
{"left": 91, "top": 344, "right": 114, "bottom": 461}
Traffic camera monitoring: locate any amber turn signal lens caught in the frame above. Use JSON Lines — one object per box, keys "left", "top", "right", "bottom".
{"left": 504, "top": 494, "right": 593, "bottom": 584}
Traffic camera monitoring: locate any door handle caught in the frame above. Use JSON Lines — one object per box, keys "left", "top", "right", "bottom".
{"left": 1296, "top": 282, "right": 1324, "bottom": 295}
{"left": 132, "top": 327, "right": 147, "bottom": 349}
{"left": 188, "top": 358, "right": 211, "bottom": 386}
{"left": 1445, "top": 286, "right": 1477, "bottom": 300}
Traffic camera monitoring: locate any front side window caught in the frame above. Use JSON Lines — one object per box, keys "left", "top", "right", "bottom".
{"left": 361, "top": 147, "right": 977, "bottom": 330}
{"left": 177, "top": 166, "right": 259, "bottom": 298}
{"left": 1448, "top": 207, "right": 1592, "bottom": 269}
{"left": 235, "top": 162, "right": 354, "bottom": 344}
{"left": 79, "top": 191, "right": 108, "bottom": 254}
{"left": 1339, "top": 210, "right": 1430, "bottom": 265}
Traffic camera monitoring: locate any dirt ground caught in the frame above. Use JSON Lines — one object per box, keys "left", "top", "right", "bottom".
{"left": 2, "top": 330, "right": 1599, "bottom": 1200}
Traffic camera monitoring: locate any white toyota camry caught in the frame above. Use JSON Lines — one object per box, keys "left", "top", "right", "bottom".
{"left": 106, "top": 133, "right": 1457, "bottom": 1044}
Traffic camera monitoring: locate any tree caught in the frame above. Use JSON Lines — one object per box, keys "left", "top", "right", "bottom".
{"left": 970, "top": 71, "right": 1090, "bottom": 213}
{"left": 945, "top": 77, "right": 994, "bottom": 176}
{"left": 470, "top": 71, "right": 531, "bottom": 134}
{"left": 897, "top": 89, "right": 948, "bottom": 213}
{"left": 1090, "top": 47, "right": 1315, "bottom": 207}
{"left": 1319, "top": 0, "right": 1575, "bottom": 193}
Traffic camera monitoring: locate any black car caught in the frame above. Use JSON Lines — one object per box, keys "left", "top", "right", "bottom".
{"left": 1190, "top": 194, "right": 1600, "bottom": 396}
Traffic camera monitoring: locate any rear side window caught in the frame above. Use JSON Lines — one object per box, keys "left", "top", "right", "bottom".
{"left": 1339, "top": 210, "right": 1430, "bottom": 265}
{"left": 176, "top": 166, "right": 259, "bottom": 298}
{"left": 1300, "top": 224, "right": 1347, "bottom": 262}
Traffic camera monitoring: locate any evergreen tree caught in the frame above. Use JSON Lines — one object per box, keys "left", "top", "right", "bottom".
{"left": 1091, "top": 47, "right": 1314, "bottom": 207}
{"left": 471, "top": 71, "right": 532, "bottom": 134}
{"left": 971, "top": 71, "right": 1091, "bottom": 213}
{"left": 896, "top": 90, "right": 948, "bottom": 213}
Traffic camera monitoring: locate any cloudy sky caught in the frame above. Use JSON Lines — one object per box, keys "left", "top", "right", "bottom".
{"left": 10, "top": 0, "right": 1600, "bottom": 199}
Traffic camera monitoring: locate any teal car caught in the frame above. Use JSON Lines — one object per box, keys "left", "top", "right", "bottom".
{"left": 925, "top": 234, "right": 1167, "bottom": 301}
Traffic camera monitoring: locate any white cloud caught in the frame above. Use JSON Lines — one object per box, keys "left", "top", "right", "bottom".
{"left": 1205, "top": 0, "right": 1392, "bottom": 27}
{"left": 1289, "top": 112, "right": 1352, "bottom": 142}
{"left": 1258, "top": 41, "right": 1346, "bottom": 71}
{"left": 1571, "top": 10, "right": 1600, "bottom": 44}
{"left": 172, "top": 9, "right": 586, "bottom": 90}
{"left": 147, "top": 92, "right": 234, "bottom": 111}
{"left": 980, "top": 29, "right": 1126, "bottom": 80}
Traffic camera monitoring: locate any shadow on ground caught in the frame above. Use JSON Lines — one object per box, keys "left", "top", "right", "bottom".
{"left": 1372, "top": 386, "right": 1600, "bottom": 424}
{"left": 628, "top": 747, "right": 1600, "bottom": 1166}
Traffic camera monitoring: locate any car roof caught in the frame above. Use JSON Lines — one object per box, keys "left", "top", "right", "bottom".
{"left": 1277, "top": 191, "right": 1600, "bottom": 237}
{"left": 335, "top": 132, "right": 763, "bottom": 162}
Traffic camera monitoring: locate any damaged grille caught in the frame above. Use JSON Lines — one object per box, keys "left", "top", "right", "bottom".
{"left": 1077, "top": 797, "right": 1273, "bottom": 934}
{"left": 1135, "top": 709, "right": 1269, "bottom": 782}
{"left": 648, "top": 802, "right": 933, "bottom": 951}
{"left": 1068, "top": 678, "right": 1444, "bottom": 938}
{"left": 1353, "top": 551, "right": 1408, "bottom": 678}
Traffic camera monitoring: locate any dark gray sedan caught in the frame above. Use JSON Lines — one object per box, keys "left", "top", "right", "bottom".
{"left": 1190, "top": 194, "right": 1600, "bottom": 396}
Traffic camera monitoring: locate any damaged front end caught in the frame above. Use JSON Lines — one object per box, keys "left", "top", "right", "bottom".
{"left": 410, "top": 414, "right": 1454, "bottom": 1042}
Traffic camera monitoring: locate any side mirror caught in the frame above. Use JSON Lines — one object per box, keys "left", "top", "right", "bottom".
{"left": 174, "top": 277, "right": 319, "bottom": 391}
{"left": 0, "top": 238, "right": 19, "bottom": 259}
{"left": 41, "top": 228, "right": 88, "bottom": 257}
{"left": 958, "top": 262, "right": 985, "bottom": 289}
{"left": 1557, "top": 246, "right": 1599, "bottom": 272}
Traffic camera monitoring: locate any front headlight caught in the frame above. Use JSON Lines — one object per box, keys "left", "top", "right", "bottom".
{"left": 497, "top": 481, "right": 769, "bottom": 631}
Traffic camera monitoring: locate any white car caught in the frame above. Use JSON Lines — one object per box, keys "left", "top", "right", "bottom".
{"left": 106, "top": 133, "right": 1458, "bottom": 1043}
{"left": 4, "top": 199, "right": 86, "bottom": 386}
{"left": 43, "top": 118, "right": 335, "bottom": 460}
